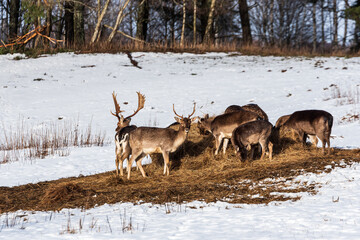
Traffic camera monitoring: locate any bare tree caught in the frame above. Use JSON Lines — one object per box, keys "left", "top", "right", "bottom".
{"left": 239, "top": 0, "right": 252, "bottom": 44}
{"left": 180, "top": 0, "right": 186, "bottom": 46}
{"left": 90, "top": 0, "right": 111, "bottom": 44}
{"left": 203, "top": 0, "right": 216, "bottom": 44}
{"left": 107, "top": 0, "right": 131, "bottom": 43}
{"left": 332, "top": 0, "right": 338, "bottom": 46}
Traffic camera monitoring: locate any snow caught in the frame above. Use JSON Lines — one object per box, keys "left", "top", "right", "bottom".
{"left": 0, "top": 52, "right": 360, "bottom": 239}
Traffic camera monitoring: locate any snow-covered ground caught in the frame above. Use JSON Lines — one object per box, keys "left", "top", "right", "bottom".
{"left": 0, "top": 52, "right": 360, "bottom": 239}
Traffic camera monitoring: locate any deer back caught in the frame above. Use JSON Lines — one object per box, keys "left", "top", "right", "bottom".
{"left": 284, "top": 110, "right": 333, "bottom": 135}
{"left": 129, "top": 126, "right": 187, "bottom": 153}
{"left": 211, "top": 110, "right": 261, "bottom": 136}
{"left": 232, "top": 120, "right": 273, "bottom": 147}
{"left": 242, "top": 104, "right": 269, "bottom": 121}
{"left": 275, "top": 114, "right": 291, "bottom": 128}
{"left": 224, "top": 105, "right": 243, "bottom": 114}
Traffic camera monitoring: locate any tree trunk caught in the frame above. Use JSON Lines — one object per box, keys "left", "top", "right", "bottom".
{"left": 320, "top": 0, "right": 325, "bottom": 49}
{"left": 238, "top": 0, "right": 252, "bottom": 45}
{"left": 90, "top": 0, "right": 111, "bottom": 44}
{"left": 269, "top": 0, "right": 274, "bottom": 45}
{"left": 64, "top": 1, "right": 74, "bottom": 46}
{"left": 193, "top": 0, "right": 197, "bottom": 46}
{"left": 180, "top": 0, "right": 186, "bottom": 46}
{"left": 107, "top": 0, "right": 131, "bottom": 43}
{"left": 278, "top": 0, "right": 284, "bottom": 47}
{"left": 333, "top": 0, "right": 338, "bottom": 46}
{"left": 9, "top": 0, "right": 20, "bottom": 39}
{"left": 136, "top": 0, "right": 149, "bottom": 42}
{"left": 312, "top": 2, "right": 317, "bottom": 52}
{"left": 45, "top": 4, "right": 52, "bottom": 38}
{"left": 56, "top": 5, "right": 64, "bottom": 42}
{"left": 34, "top": 0, "right": 42, "bottom": 48}
{"left": 343, "top": 0, "right": 349, "bottom": 47}
{"left": 171, "top": 0, "right": 175, "bottom": 45}
{"left": 203, "top": 0, "right": 216, "bottom": 44}
{"left": 74, "top": 0, "right": 85, "bottom": 46}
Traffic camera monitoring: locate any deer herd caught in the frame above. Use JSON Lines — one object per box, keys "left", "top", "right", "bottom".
{"left": 111, "top": 92, "right": 334, "bottom": 180}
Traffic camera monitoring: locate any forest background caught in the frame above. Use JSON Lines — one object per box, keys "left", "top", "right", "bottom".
{"left": 1, "top": 0, "right": 360, "bottom": 55}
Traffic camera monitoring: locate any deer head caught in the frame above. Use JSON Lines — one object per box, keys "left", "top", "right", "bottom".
{"left": 173, "top": 103, "right": 196, "bottom": 133}
{"left": 111, "top": 91, "right": 145, "bottom": 131}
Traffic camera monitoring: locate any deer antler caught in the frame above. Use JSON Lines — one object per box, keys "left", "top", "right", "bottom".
{"left": 124, "top": 92, "right": 146, "bottom": 119}
{"left": 111, "top": 91, "right": 125, "bottom": 120}
{"left": 173, "top": 103, "right": 196, "bottom": 119}
{"left": 188, "top": 103, "right": 196, "bottom": 118}
{"left": 173, "top": 104, "right": 184, "bottom": 118}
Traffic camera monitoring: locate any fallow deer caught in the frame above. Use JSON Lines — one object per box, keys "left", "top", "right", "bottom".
{"left": 231, "top": 120, "right": 273, "bottom": 162}
{"left": 210, "top": 109, "right": 261, "bottom": 155}
{"left": 225, "top": 104, "right": 269, "bottom": 121}
{"left": 197, "top": 114, "right": 215, "bottom": 135}
{"left": 224, "top": 105, "right": 243, "bottom": 114}
{"left": 111, "top": 91, "right": 145, "bottom": 176}
{"left": 279, "top": 110, "right": 333, "bottom": 154}
{"left": 125, "top": 104, "right": 196, "bottom": 179}
{"left": 275, "top": 114, "right": 318, "bottom": 147}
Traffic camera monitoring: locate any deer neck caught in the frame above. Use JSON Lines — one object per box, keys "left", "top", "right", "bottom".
{"left": 173, "top": 125, "right": 188, "bottom": 147}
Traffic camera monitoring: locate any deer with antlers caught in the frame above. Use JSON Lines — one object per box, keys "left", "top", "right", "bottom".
{"left": 124, "top": 104, "right": 196, "bottom": 180}
{"left": 111, "top": 91, "right": 145, "bottom": 176}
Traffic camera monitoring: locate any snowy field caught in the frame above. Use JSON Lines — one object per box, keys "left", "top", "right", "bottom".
{"left": 0, "top": 52, "right": 360, "bottom": 239}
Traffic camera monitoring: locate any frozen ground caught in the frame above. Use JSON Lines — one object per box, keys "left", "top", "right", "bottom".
{"left": 0, "top": 52, "right": 360, "bottom": 239}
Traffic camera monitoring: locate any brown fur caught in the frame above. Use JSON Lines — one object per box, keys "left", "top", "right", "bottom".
{"left": 231, "top": 120, "right": 273, "bottom": 162}
{"left": 211, "top": 110, "right": 261, "bottom": 155}
{"left": 282, "top": 110, "right": 333, "bottom": 154}
{"left": 224, "top": 104, "right": 268, "bottom": 121}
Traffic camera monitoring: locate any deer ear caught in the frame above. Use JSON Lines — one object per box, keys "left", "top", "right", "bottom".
{"left": 191, "top": 117, "right": 197, "bottom": 123}
{"left": 174, "top": 117, "right": 181, "bottom": 123}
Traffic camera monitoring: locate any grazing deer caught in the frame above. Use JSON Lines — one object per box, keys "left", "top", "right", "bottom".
{"left": 280, "top": 110, "right": 333, "bottom": 154}
{"left": 211, "top": 110, "right": 261, "bottom": 155}
{"left": 275, "top": 114, "right": 318, "bottom": 147}
{"left": 224, "top": 105, "right": 243, "bottom": 114}
{"left": 111, "top": 91, "right": 145, "bottom": 176}
{"left": 125, "top": 104, "right": 196, "bottom": 179}
{"left": 231, "top": 120, "right": 273, "bottom": 162}
{"left": 225, "top": 104, "right": 268, "bottom": 121}
{"left": 197, "top": 114, "right": 215, "bottom": 135}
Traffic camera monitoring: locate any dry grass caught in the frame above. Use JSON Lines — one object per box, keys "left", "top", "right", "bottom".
{"left": 0, "top": 124, "right": 359, "bottom": 213}
{"left": 14, "top": 41, "right": 360, "bottom": 58}
{"left": 0, "top": 119, "right": 108, "bottom": 163}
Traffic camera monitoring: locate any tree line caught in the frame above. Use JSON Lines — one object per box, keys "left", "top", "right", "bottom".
{"left": 0, "top": 0, "right": 359, "bottom": 52}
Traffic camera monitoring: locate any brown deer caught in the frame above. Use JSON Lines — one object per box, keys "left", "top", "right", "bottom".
{"left": 231, "top": 120, "right": 273, "bottom": 162}
{"left": 225, "top": 104, "right": 268, "bottom": 121}
{"left": 224, "top": 105, "right": 243, "bottom": 113}
{"left": 111, "top": 91, "right": 145, "bottom": 176}
{"left": 279, "top": 110, "right": 333, "bottom": 154}
{"left": 125, "top": 104, "right": 196, "bottom": 179}
{"left": 111, "top": 91, "right": 145, "bottom": 131}
{"left": 197, "top": 114, "right": 215, "bottom": 135}
{"left": 275, "top": 114, "right": 318, "bottom": 147}
{"left": 210, "top": 110, "right": 261, "bottom": 155}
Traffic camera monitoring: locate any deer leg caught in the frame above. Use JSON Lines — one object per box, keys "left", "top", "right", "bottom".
{"left": 326, "top": 135, "right": 331, "bottom": 155}
{"left": 214, "top": 135, "right": 223, "bottom": 155}
{"left": 259, "top": 141, "right": 266, "bottom": 161}
{"left": 268, "top": 141, "right": 273, "bottom": 161}
{"left": 115, "top": 142, "right": 122, "bottom": 176}
{"left": 162, "top": 151, "right": 170, "bottom": 176}
{"left": 222, "top": 138, "right": 229, "bottom": 154}
{"left": 120, "top": 145, "right": 131, "bottom": 176}
{"left": 127, "top": 151, "right": 141, "bottom": 180}
{"left": 136, "top": 153, "right": 147, "bottom": 177}
{"left": 249, "top": 145, "right": 255, "bottom": 160}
